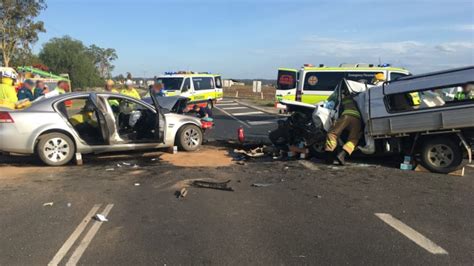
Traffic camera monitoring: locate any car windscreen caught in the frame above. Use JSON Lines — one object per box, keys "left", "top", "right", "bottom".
{"left": 156, "top": 78, "right": 183, "bottom": 91}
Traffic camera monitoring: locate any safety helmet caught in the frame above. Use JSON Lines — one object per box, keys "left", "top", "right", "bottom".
{"left": 375, "top": 73, "right": 385, "bottom": 81}
{"left": 106, "top": 79, "right": 115, "bottom": 86}
{"left": 125, "top": 79, "right": 133, "bottom": 86}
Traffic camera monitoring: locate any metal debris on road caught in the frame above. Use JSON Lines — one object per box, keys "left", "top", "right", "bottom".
{"left": 43, "top": 202, "right": 54, "bottom": 207}
{"left": 251, "top": 183, "right": 272, "bottom": 187}
{"left": 94, "top": 214, "right": 108, "bottom": 222}
{"left": 192, "top": 180, "right": 234, "bottom": 191}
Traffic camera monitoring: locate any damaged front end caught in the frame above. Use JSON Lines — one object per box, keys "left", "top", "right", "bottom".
{"left": 269, "top": 100, "right": 329, "bottom": 157}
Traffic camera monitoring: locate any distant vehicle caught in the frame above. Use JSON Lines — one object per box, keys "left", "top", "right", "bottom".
{"left": 156, "top": 71, "right": 223, "bottom": 108}
{"left": 276, "top": 64, "right": 410, "bottom": 112}
{"left": 278, "top": 66, "right": 474, "bottom": 173}
{"left": 0, "top": 92, "right": 206, "bottom": 166}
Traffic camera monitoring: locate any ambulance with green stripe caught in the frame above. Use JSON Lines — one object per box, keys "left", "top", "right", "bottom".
{"left": 156, "top": 72, "right": 223, "bottom": 107}
{"left": 276, "top": 64, "right": 410, "bottom": 110}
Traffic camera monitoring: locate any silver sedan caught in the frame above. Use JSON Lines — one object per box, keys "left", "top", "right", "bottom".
{"left": 0, "top": 92, "right": 205, "bottom": 166}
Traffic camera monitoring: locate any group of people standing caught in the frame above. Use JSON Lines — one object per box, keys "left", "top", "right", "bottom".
{"left": 104, "top": 79, "right": 166, "bottom": 100}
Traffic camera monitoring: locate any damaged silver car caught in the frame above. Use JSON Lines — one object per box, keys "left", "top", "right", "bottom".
{"left": 0, "top": 92, "right": 205, "bottom": 166}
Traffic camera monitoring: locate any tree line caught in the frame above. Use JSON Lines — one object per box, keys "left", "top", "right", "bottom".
{"left": 0, "top": 0, "right": 118, "bottom": 89}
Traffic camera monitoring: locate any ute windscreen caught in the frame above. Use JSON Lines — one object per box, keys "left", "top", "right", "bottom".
{"left": 277, "top": 70, "right": 297, "bottom": 90}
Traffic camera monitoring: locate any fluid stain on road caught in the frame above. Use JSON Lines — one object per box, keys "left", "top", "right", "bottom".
{"left": 160, "top": 147, "right": 234, "bottom": 167}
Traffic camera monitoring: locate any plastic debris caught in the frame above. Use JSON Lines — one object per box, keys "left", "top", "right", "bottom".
{"left": 151, "top": 158, "right": 157, "bottom": 161}
{"left": 43, "top": 202, "right": 54, "bottom": 207}
{"left": 134, "top": 182, "right": 140, "bottom": 186}
{"left": 192, "top": 180, "right": 234, "bottom": 191}
{"left": 94, "top": 214, "right": 108, "bottom": 222}
{"left": 105, "top": 168, "right": 115, "bottom": 171}
{"left": 67, "top": 203, "right": 72, "bottom": 207}
{"left": 116, "top": 163, "right": 122, "bottom": 168}
{"left": 122, "top": 162, "right": 131, "bottom": 166}
{"left": 251, "top": 183, "right": 272, "bottom": 187}
{"left": 132, "top": 164, "right": 139, "bottom": 169}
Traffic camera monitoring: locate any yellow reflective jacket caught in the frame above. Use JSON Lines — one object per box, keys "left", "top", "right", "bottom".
{"left": 121, "top": 88, "right": 141, "bottom": 99}
{"left": 0, "top": 84, "right": 18, "bottom": 104}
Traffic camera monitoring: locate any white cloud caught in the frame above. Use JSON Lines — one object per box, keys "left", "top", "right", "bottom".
{"left": 296, "top": 36, "right": 474, "bottom": 74}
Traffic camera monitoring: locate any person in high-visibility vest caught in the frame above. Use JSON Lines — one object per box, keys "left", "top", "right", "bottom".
{"left": 325, "top": 91, "right": 362, "bottom": 165}
{"left": 105, "top": 79, "right": 118, "bottom": 93}
{"left": 121, "top": 79, "right": 140, "bottom": 99}
{"left": 371, "top": 72, "right": 386, "bottom": 86}
{"left": 454, "top": 83, "right": 474, "bottom": 100}
{"left": 0, "top": 70, "right": 19, "bottom": 109}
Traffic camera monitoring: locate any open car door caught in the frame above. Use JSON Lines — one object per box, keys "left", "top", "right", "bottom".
{"left": 88, "top": 93, "right": 111, "bottom": 145}
{"left": 149, "top": 88, "right": 166, "bottom": 143}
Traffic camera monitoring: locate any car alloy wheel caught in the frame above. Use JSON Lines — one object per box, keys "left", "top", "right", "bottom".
{"left": 43, "top": 137, "right": 71, "bottom": 163}
{"left": 183, "top": 127, "right": 200, "bottom": 148}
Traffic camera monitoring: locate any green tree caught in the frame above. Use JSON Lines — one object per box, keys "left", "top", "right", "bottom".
{"left": 10, "top": 47, "right": 43, "bottom": 66}
{"left": 39, "top": 36, "right": 102, "bottom": 89}
{"left": 0, "top": 0, "right": 46, "bottom": 67}
{"left": 87, "top": 45, "right": 118, "bottom": 78}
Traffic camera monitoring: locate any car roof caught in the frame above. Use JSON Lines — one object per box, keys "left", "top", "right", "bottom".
{"left": 29, "top": 92, "right": 152, "bottom": 111}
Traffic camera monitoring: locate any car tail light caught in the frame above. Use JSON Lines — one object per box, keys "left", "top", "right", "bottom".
{"left": 0, "top": 112, "right": 14, "bottom": 123}
{"left": 201, "top": 120, "right": 213, "bottom": 129}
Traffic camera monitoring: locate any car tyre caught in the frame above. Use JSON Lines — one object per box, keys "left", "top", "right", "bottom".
{"left": 37, "top": 132, "right": 75, "bottom": 166}
{"left": 177, "top": 124, "right": 203, "bottom": 151}
{"left": 419, "top": 137, "right": 463, "bottom": 174}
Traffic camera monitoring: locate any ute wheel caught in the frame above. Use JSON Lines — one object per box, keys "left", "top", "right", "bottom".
{"left": 207, "top": 100, "right": 214, "bottom": 109}
{"left": 419, "top": 137, "right": 463, "bottom": 174}
{"left": 37, "top": 132, "right": 75, "bottom": 166}
{"left": 177, "top": 124, "right": 202, "bottom": 151}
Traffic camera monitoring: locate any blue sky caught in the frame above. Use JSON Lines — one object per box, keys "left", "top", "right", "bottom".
{"left": 35, "top": 0, "right": 473, "bottom": 78}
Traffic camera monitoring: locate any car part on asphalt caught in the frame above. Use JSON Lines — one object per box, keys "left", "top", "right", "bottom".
{"left": 192, "top": 180, "right": 234, "bottom": 191}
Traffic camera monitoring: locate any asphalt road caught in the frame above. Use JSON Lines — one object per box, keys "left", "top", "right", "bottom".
{"left": 207, "top": 98, "right": 281, "bottom": 142}
{"left": 0, "top": 98, "right": 473, "bottom": 265}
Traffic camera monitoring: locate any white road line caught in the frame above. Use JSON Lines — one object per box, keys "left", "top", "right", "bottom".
{"left": 48, "top": 204, "right": 102, "bottom": 266}
{"left": 375, "top": 213, "right": 448, "bottom": 255}
{"left": 217, "top": 100, "right": 235, "bottom": 104}
{"left": 216, "top": 103, "right": 239, "bottom": 106}
{"left": 247, "top": 120, "right": 278, "bottom": 126}
{"left": 222, "top": 106, "right": 249, "bottom": 110}
{"left": 66, "top": 204, "right": 114, "bottom": 266}
{"left": 215, "top": 106, "right": 250, "bottom": 128}
{"left": 233, "top": 111, "right": 264, "bottom": 116}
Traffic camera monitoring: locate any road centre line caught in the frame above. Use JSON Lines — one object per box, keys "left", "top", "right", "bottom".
{"left": 216, "top": 103, "right": 239, "bottom": 106}
{"left": 215, "top": 106, "right": 250, "bottom": 128}
{"left": 66, "top": 204, "right": 115, "bottom": 265}
{"left": 222, "top": 106, "right": 249, "bottom": 110}
{"left": 233, "top": 111, "right": 264, "bottom": 116}
{"left": 48, "top": 204, "right": 102, "bottom": 266}
{"left": 375, "top": 213, "right": 448, "bottom": 255}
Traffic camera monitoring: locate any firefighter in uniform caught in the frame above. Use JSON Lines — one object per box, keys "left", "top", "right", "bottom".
{"left": 325, "top": 90, "right": 362, "bottom": 165}
{"left": 0, "top": 69, "right": 18, "bottom": 109}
